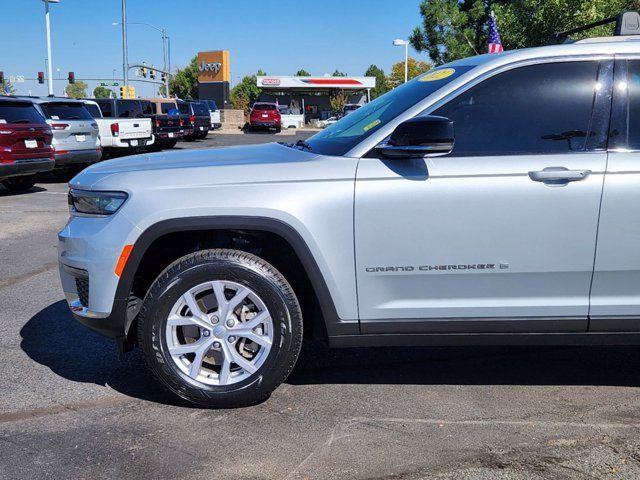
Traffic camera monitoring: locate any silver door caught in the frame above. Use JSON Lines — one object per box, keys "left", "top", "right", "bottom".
{"left": 355, "top": 60, "right": 612, "bottom": 334}
{"left": 590, "top": 57, "right": 640, "bottom": 330}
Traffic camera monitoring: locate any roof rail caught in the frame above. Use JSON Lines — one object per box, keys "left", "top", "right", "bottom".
{"left": 548, "top": 10, "right": 640, "bottom": 44}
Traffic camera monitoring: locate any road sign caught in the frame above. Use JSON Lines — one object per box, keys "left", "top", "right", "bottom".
{"left": 99, "top": 82, "right": 120, "bottom": 87}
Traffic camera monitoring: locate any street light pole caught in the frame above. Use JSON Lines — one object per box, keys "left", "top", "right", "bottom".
{"left": 121, "top": 0, "right": 129, "bottom": 86}
{"left": 161, "top": 28, "right": 169, "bottom": 97}
{"left": 393, "top": 39, "right": 409, "bottom": 83}
{"left": 404, "top": 42, "right": 408, "bottom": 83}
{"left": 43, "top": 0, "right": 54, "bottom": 95}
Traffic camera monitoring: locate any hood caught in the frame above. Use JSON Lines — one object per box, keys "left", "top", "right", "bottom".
{"left": 69, "top": 142, "right": 322, "bottom": 190}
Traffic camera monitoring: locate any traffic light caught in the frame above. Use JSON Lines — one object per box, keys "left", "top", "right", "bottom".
{"left": 0, "top": 72, "right": 4, "bottom": 85}
{"left": 140, "top": 63, "right": 147, "bottom": 78}
{"left": 128, "top": 85, "right": 135, "bottom": 98}
{"left": 161, "top": 72, "right": 166, "bottom": 83}
{"left": 38, "top": 72, "right": 44, "bottom": 84}
{"left": 120, "top": 86, "right": 127, "bottom": 98}
{"left": 149, "top": 67, "right": 156, "bottom": 80}
{"left": 68, "top": 72, "right": 75, "bottom": 84}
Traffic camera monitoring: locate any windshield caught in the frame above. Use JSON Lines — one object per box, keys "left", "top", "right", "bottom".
{"left": 253, "top": 103, "right": 277, "bottom": 111}
{"left": 307, "top": 65, "right": 475, "bottom": 156}
{"left": 177, "top": 101, "right": 190, "bottom": 114}
{"left": 40, "top": 102, "right": 94, "bottom": 121}
{"left": 191, "top": 102, "right": 209, "bottom": 115}
{"left": 84, "top": 103, "right": 102, "bottom": 118}
{"left": 0, "top": 103, "right": 46, "bottom": 124}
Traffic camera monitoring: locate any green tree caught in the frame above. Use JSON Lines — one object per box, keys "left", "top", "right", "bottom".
{"left": 93, "top": 86, "right": 113, "bottom": 98}
{"left": 410, "top": 0, "right": 639, "bottom": 66}
{"left": 387, "top": 57, "right": 432, "bottom": 88}
{"left": 1, "top": 79, "right": 15, "bottom": 95}
{"left": 493, "top": 0, "right": 638, "bottom": 50}
{"left": 364, "top": 64, "right": 389, "bottom": 99}
{"left": 329, "top": 91, "right": 347, "bottom": 115}
{"left": 65, "top": 81, "right": 88, "bottom": 99}
{"left": 295, "top": 69, "right": 310, "bottom": 76}
{"left": 230, "top": 70, "right": 265, "bottom": 113}
{"left": 168, "top": 56, "right": 199, "bottom": 98}
{"left": 332, "top": 70, "right": 347, "bottom": 77}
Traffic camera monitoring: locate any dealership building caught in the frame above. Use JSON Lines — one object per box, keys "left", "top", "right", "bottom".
{"left": 256, "top": 75, "right": 376, "bottom": 124}
{"left": 194, "top": 50, "right": 376, "bottom": 127}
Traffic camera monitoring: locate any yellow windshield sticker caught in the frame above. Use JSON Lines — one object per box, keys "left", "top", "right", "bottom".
{"left": 420, "top": 68, "right": 455, "bottom": 82}
{"left": 363, "top": 119, "right": 381, "bottom": 132}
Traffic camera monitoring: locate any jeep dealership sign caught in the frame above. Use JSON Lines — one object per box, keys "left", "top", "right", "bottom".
{"left": 197, "top": 51, "right": 230, "bottom": 83}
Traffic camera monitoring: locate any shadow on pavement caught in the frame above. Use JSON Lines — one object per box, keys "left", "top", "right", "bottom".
{"left": 19, "top": 300, "right": 177, "bottom": 406}
{"left": 0, "top": 185, "right": 47, "bottom": 196}
{"left": 21, "top": 301, "right": 640, "bottom": 406}
{"left": 288, "top": 339, "right": 640, "bottom": 387}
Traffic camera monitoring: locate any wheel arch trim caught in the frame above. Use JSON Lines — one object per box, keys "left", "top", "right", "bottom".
{"left": 115, "top": 216, "right": 357, "bottom": 337}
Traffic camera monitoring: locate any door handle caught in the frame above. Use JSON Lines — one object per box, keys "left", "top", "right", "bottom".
{"left": 528, "top": 167, "right": 591, "bottom": 185}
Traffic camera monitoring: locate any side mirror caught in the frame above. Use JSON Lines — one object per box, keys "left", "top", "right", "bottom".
{"left": 376, "top": 115, "right": 454, "bottom": 159}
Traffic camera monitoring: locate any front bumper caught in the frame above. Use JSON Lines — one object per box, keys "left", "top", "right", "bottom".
{"left": 54, "top": 148, "right": 102, "bottom": 168}
{"left": 58, "top": 212, "right": 139, "bottom": 338}
{"left": 0, "top": 158, "right": 54, "bottom": 180}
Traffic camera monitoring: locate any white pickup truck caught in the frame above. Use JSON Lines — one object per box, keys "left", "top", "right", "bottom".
{"left": 83, "top": 100, "right": 154, "bottom": 156}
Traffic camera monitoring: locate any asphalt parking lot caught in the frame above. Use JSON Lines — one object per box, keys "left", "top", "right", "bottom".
{"left": 3, "top": 131, "right": 640, "bottom": 480}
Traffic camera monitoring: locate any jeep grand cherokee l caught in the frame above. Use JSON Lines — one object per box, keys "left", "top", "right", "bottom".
{"left": 59, "top": 12, "right": 640, "bottom": 408}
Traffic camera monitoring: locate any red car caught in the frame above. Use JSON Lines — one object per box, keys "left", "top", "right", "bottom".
{"left": 249, "top": 102, "right": 281, "bottom": 133}
{"left": 0, "top": 98, "right": 54, "bottom": 192}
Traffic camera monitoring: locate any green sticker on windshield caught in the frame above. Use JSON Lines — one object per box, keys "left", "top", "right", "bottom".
{"left": 420, "top": 68, "right": 455, "bottom": 82}
{"left": 363, "top": 119, "right": 381, "bottom": 132}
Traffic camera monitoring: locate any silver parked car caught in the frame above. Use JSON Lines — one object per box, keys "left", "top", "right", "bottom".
{"left": 29, "top": 97, "right": 101, "bottom": 173}
{"left": 59, "top": 12, "right": 640, "bottom": 408}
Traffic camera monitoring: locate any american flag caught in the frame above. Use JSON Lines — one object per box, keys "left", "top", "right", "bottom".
{"left": 488, "top": 13, "right": 504, "bottom": 53}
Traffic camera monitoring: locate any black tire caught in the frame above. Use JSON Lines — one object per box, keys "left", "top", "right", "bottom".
{"left": 137, "top": 249, "right": 303, "bottom": 408}
{"left": 165, "top": 139, "right": 178, "bottom": 149}
{"left": 2, "top": 175, "right": 37, "bottom": 192}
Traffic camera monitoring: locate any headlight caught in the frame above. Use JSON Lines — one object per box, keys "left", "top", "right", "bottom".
{"left": 68, "top": 189, "right": 128, "bottom": 216}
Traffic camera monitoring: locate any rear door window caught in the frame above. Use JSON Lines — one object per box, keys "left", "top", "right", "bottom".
{"left": 139, "top": 100, "right": 154, "bottom": 115}
{"left": 116, "top": 100, "right": 143, "bottom": 118}
{"left": 40, "top": 102, "right": 94, "bottom": 120}
{"left": 96, "top": 100, "right": 113, "bottom": 117}
{"left": 0, "top": 102, "right": 46, "bottom": 124}
{"left": 160, "top": 102, "right": 176, "bottom": 114}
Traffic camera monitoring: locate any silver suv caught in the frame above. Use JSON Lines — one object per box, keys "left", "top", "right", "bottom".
{"left": 30, "top": 97, "right": 101, "bottom": 173}
{"left": 58, "top": 13, "right": 640, "bottom": 408}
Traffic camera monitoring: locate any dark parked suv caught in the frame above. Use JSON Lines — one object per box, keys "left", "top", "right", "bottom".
{"left": 178, "top": 100, "right": 211, "bottom": 141}
{"left": 0, "top": 97, "right": 54, "bottom": 191}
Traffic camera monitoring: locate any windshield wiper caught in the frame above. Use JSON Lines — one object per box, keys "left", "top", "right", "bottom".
{"left": 295, "top": 139, "right": 312, "bottom": 151}
{"left": 10, "top": 119, "right": 31, "bottom": 124}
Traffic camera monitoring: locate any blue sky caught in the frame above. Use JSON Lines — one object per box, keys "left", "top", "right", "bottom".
{"left": 4, "top": 0, "right": 426, "bottom": 97}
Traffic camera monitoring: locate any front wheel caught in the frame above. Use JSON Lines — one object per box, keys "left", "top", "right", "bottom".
{"left": 138, "top": 249, "right": 303, "bottom": 408}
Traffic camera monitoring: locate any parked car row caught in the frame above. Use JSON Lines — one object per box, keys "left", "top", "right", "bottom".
{"left": 0, "top": 95, "right": 222, "bottom": 192}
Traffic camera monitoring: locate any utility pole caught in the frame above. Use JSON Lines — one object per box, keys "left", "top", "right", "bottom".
{"left": 162, "top": 28, "right": 169, "bottom": 97}
{"left": 121, "top": 0, "right": 129, "bottom": 86}
{"left": 43, "top": 0, "right": 54, "bottom": 95}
